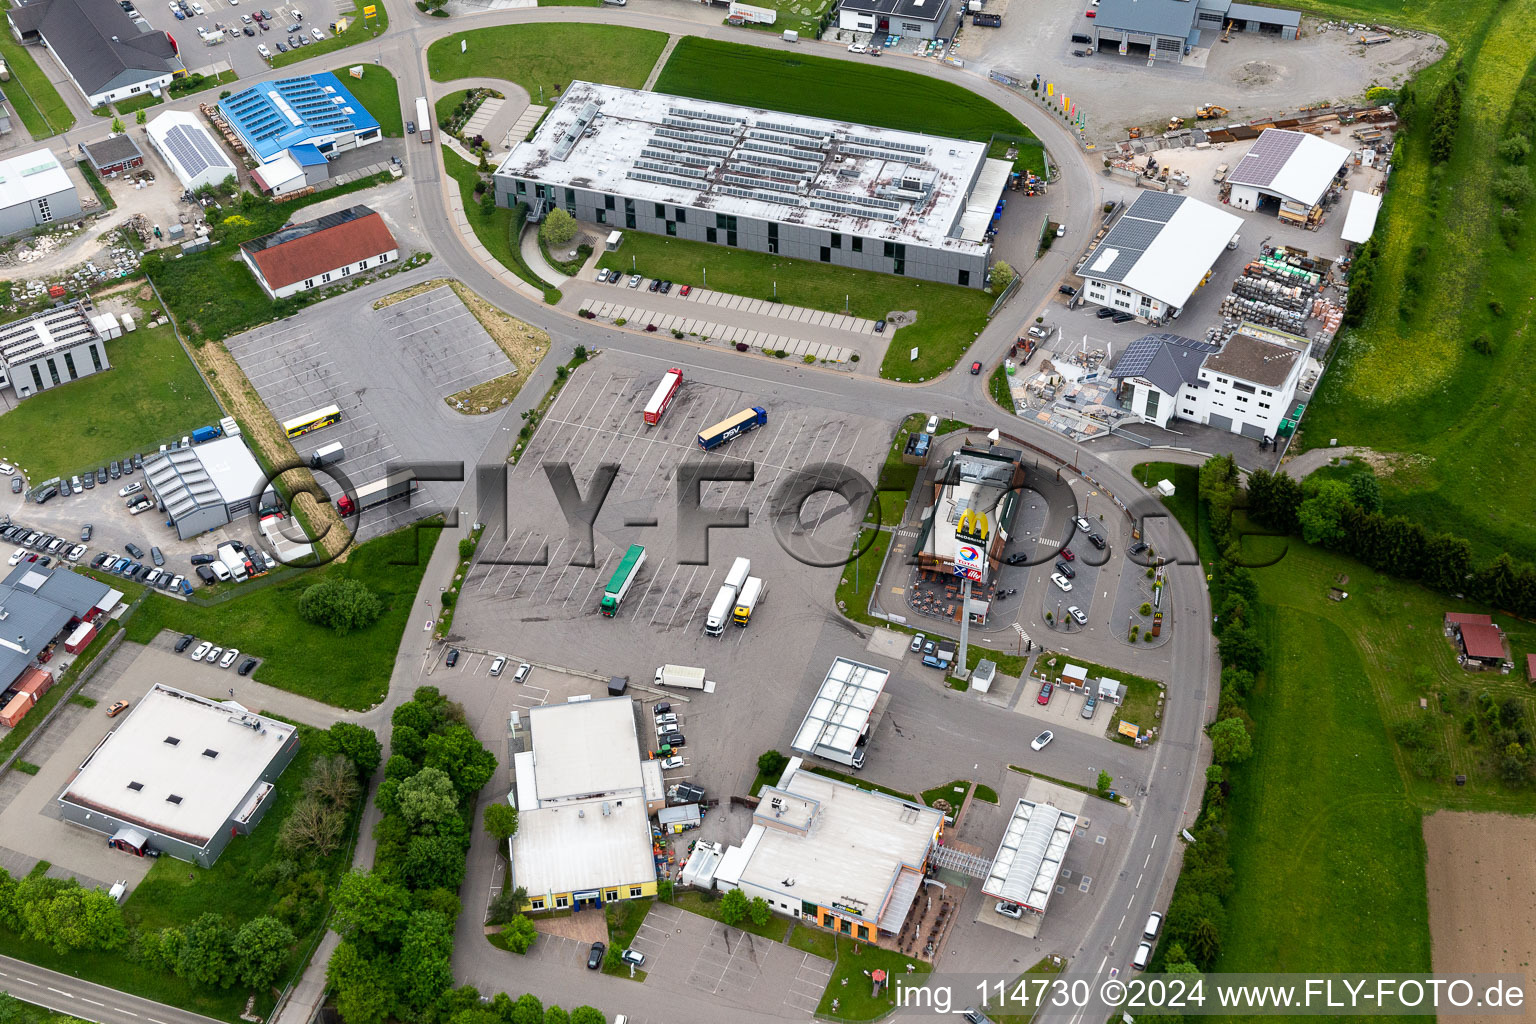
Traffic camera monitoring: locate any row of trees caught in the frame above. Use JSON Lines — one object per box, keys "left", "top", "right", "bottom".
{"left": 327, "top": 687, "right": 496, "bottom": 1024}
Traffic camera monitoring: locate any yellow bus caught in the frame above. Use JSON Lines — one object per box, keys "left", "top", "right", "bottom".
{"left": 283, "top": 404, "right": 342, "bottom": 439}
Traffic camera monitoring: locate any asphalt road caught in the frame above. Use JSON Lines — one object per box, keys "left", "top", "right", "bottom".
{"left": 7, "top": 8, "right": 1214, "bottom": 1024}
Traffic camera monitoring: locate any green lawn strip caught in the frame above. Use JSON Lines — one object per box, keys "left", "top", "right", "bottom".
{"left": 833, "top": 528, "right": 891, "bottom": 628}
{"left": 1212, "top": 597, "right": 1430, "bottom": 985}
{"left": 1033, "top": 652, "right": 1163, "bottom": 745}
{"left": 442, "top": 150, "right": 559, "bottom": 301}
{"left": 973, "top": 783, "right": 998, "bottom": 803}
{"left": 539, "top": 237, "right": 591, "bottom": 276}
{"left": 670, "top": 891, "right": 791, "bottom": 942}
{"left": 787, "top": 924, "right": 837, "bottom": 959}
{"left": 655, "top": 37, "right": 1033, "bottom": 143}
{"left": 271, "top": 0, "right": 388, "bottom": 69}
{"left": 115, "top": 92, "right": 162, "bottom": 115}
{"left": 801, "top": 764, "right": 918, "bottom": 803}
{"left": 987, "top": 137, "right": 1047, "bottom": 178}
{"left": 69, "top": 694, "right": 98, "bottom": 709}
{"left": 0, "top": 324, "right": 219, "bottom": 480}
{"left": 593, "top": 232, "right": 991, "bottom": 381}
{"left": 166, "top": 68, "right": 239, "bottom": 100}
{"left": 0, "top": 621, "right": 121, "bottom": 762}
{"left": 988, "top": 364, "right": 1014, "bottom": 411}
{"left": 121, "top": 521, "right": 441, "bottom": 709}
{"left": 600, "top": 898, "right": 651, "bottom": 977}
{"left": 329, "top": 65, "right": 403, "bottom": 137}
{"left": 508, "top": 349, "right": 589, "bottom": 463}
{"left": 1006, "top": 765, "right": 1125, "bottom": 805}
{"left": 920, "top": 780, "right": 971, "bottom": 809}
{"left": 0, "top": 3, "right": 76, "bottom": 134}
{"left": 1130, "top": 461, "right": 1198, "bottom": 547}
{"left": 816, "top": 935, "right": 932, "bottom": 1020}
{"left": 427, "top": 24, "right": 668, "bottom": 96}
{"left": 983, "top": 956, "right": 1064, "bottom": 1024}
{"left": 77, "top": 164, "right": 118, "bottom": 212}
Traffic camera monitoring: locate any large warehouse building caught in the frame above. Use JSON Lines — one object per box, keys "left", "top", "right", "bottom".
{"left": 0, "top": 148, "right": 82, "bottom": 240}
{"left": 146, "top": 110, "right": 240, "bottom": 193}
{"left": 144, "top": 435, "right": 270, "bottom": 539}
{"left": 0, "top": 301, "right": 112, "bottom": 400}
{"left": 837, "top": 0, "right": 955, "bottom": 40}
{"left": 4, "top": 0, "right": 182, "bottom": 107}
{"left": 218, "top": 73, "right": 382, "bottom": 170}
{"left": 1089, "top": 0, "right": 1300, "bottom": 63}
{"left": 1225, "top": 128, "right": 1350, "bottom": 223}
{"left": 495, "top": 82, "right": 1007, "bottom": 288}
{"left": 1077, "top": 192, "right": 1241, "bottom": 323}
{"left": 58, "top": 684, "right": 300, "bottom": 867}
{"left": 0, "top": 565, "right": 115, "bottom": 698}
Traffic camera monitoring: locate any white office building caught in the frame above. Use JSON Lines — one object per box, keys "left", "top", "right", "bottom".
{"left": 0, "top": 148, "right": 82, "bottom": 239}
{"left": 0, "top": 301, "right": 111, "bottom": 400}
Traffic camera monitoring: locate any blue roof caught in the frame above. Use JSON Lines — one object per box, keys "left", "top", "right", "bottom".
{"left": 218, "top": 72, "right": 381, "bottom": 163}
{"left": 289, "top": 143, "right": 327, "bottom": 167}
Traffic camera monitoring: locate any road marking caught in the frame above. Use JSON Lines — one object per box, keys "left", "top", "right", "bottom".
{"left": 82, "top": 998, "right": 105, "bottom": 1007}
{"left": 1151, "top": 833, "right": 1158, "bottom": 849}
{"left": 113, "top": 1010, "right": 137, "bottom": 1017}
{"left": 47, "top": 987, "right": 74, "bottom": 998}
{"left": 1144, "top": 853, "right": 1151, "bottom": 868}
{"left": 1136, "top": 873, "right": 1143, "bottom": 888}
{"left": 148, "top": 1017, "right": 171, "bottom": 1023}
{"left": 15, "top": 978, "right": 37, "bottom": 986}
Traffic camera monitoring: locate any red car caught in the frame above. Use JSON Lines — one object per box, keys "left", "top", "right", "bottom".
{"left": 679, "top": 285, "right": 692, "bottom": 296}
{"left": 1037, "top": 681, "right": 1054, "bottom": 705}
{"left": 1060, "top": 548, "right": 1075, "bottom": 561}
{"left": 970, "top": 361, "right": 983, "bottom": 375}
{"left": 1085, "top": 7, "right": 1095, "bottom": 15}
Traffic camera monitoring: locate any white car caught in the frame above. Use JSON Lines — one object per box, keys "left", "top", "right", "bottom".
{"left": 925, "top": 414, "right": 939, "bottom": 434}
{"left": 219, "top": 648, "right": 240, "bottom": 669}
{"left": 1067, "top": 605, "right": 1088, "bottom": 625}
{"left": 310, "top": 26, "right": 323, "bottom": 40}
{"left": 1073, "top": 515, "right": 1092, "bottom": 533}
{"left": 241, "top": 12, "right": 252, "bottom": 19}
{"left": 0, "top": 463, "right": 13, "bottom": 475}
{"left": 144, "top": 569, "right": 162, "bottom": 587}
{"left": 660, "top": 755, "right": 684, "bottom": 770}
{"left": 1050, "top": 572, "right": 1073, "bottom": 592}
{"left": 848, "top": 42, "right": 868, "bottom": 53}
{"left": 207, "top": 646, "right": 224, "bottom": 664}
{"left": 258, "top": 42, "right": 271, "bottom": 57}
{"left": 190, "top": 1, "right": 204, "bottom": 12}
{"left": 191, "top": 641, "right": 212, "bottom": 661}
{"left": 119, "top": 481, "right": 143, "bottom": 497}
{"left": 995, "top": 901, "right": 1024, "bottom": 919}
{"left": 1030, "top": 730, "right": 1053, "bottom": 751}
{"left": 7, "top": 549, "right": 24, "bottom": 566}
{"left": 489, "top": 656, "right": 506, "bottom": 677}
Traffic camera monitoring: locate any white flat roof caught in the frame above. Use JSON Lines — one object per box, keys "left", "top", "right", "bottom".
{"left": 511, "top": 796, "right": 655, "bottom": 897}
{"left": 791, "top": 658, "right": 888, "bottom": 758}
{"left": 738, "top": 768, "right": 940, "bottom": 918}
{"left": 528, "top": 696, "right": 642, "bottom": 802}
{"left": 60, "top": 684, "right": 294, "bottom": 846}
{"left": 0, "top": 148, "right": 73, "bottom": 209}
{"left": 496, "top": 82, "right": 990, "bottom": 255}
{"left": 195, "top": 435, "right": 267, "bottom": 504}
{"left": 983, "top": 798, "right": 1078, "bottom": 914}
{"left": 1227, "top": 128, "right": 1350, "bottom": 207}
{"left": 1340, "top": 190, "right": 1382, "bottom": 244}
{"left": 1084, "top": 192, "right": 1242, "bottom": 309}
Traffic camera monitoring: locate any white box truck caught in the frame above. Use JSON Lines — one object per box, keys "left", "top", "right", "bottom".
{"left": 704, "top": 584, "right": 736, "bottom": 636}
{"left": 723, "top": 556, "right": 750, "bottom": 593}
{"left": 655, "top": 665, "right": 714, "bottom": 692}
{"left": 782, "top": 29, "right": 798, "bottom": 41}
{"left": 733, "top": 576, "right": 764, "bottom": 626}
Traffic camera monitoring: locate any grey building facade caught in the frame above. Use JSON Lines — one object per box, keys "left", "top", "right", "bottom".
{"left": 836, "top": 0, "right": 955, "bottom": 40}
{"left": 0, "top": 148, "right": 82, "bottom": 240}
{"left": 0, "top": 302, "right": 111, "bottom": 401}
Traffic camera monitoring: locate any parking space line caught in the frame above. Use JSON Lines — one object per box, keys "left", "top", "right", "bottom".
{"left": 640, "top": 561, "right": 682, "bottom": 626}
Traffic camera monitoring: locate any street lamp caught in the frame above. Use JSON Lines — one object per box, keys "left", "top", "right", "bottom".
{"left": 703, "top": 267, "right": 707, "bottom": 287}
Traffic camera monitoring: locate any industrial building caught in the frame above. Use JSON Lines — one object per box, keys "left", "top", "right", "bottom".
{"left": 982, "top": 798, "right": 1079, "bottom": 922}
{"left": 145, "top": 110, "right": 239, "bottom": 193}
{"left": 0, "top": 148, "right": 82, "bottom": 240}
{"left": 57, "top": 683, "right": 300, "bottom": 867}
{"left": 238, "top": 205, "right": 398, "bottom": 300}
{"left": 1225, "top": 128, "right": 1350, "bottom": 222}
{"left": 494, "top": 82, "right": 1007, "bottom": 289}
{"left": 715, "top": 758, "right": 944, "bottom": 939}
{"left": 4, "top": 0, "right": 182, "bottom": 107}
{"left": 144, "top": 435, "right": 270, "bottom": 540}
{"left": 913, "top": 443, "right": 1025, "bottom": 584}
{"left": 790, "top": 658, "right": 890, "bottom": 768}
{"left": 0, "top": 301, "right": 113, "bottom": 401}
{"left": 250, "top": 146, "right": 331, "bottom": 198}
{"left": 0, "top": 564, "right": 116, "bottom": 702}
{"left": 508, "top": 697, "right": 657, "bottom": 913}
{"left": 1108, "top": 333, "right": 1221, "bottom": 429}
{"left": 1077, "top": 192, "right": 1241, "bottom": 323}
{"left": 217, "top": 73, "right": 382, "bottom": 172}
{"left": 78, "top": 135, "right": 146, "bottom": 178}
{"left": 836, "top": 0, "right": 955, "bottom": 40}
{"left": 1088, "top": 0, "right": 1300, "bottom": 63}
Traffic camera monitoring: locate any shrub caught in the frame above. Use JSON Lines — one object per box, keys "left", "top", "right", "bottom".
{"left": 803, "top": 354, "right": 815, "bottom": 364}
{"left": 757, "top": 751, "right": 789, "bottom": 777}
{"left": 298, "top": 578, "right": 384, "bottom": 634}
{"left": 1139, "top": 602, "right": 1152, "bottom": 616}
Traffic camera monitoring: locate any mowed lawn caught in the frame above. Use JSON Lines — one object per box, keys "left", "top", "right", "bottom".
{"left": 426, "top": 25, "right": 668, "bottom": 97}
{"left": 0, "top": 5, "right": 75, "bottom": 134}
{"left": 593, "top": 232, "right": 992, "bottom": 380}
{"left": 122, "top": 522, "right": 441, "bottom": 709}
{"left": 0, "top": 324, "right": 220, "bottom": 481}
{"left": 331, "top": 64, "right": 404, "bottom": 137}
{"left": 653, "top": 37, "right": 1033, "bottom": 143}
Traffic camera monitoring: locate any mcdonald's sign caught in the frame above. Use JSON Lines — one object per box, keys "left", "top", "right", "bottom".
{"left": 957, "top": 509, "right": 990, "bottom": 542}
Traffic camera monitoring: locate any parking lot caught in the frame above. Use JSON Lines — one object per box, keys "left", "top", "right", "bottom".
{"left": 223, "top": 280, "right": 512, "bottom": 540}
{"left": 129, "top": 0, "right": 349, "bottom": 79}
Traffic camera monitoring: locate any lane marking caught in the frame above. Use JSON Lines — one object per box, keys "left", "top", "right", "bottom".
{"left": 17, "top": 979, "right": 39, "bottom": 986}
{"left": 113, "top": 1009, "right": 138, "bottom": 1016}
{"left": 82, "top": 998, "right": 105, "bottom": 1007}
{"left": 47, "top": 987, "right": 74, "bottom": 998}
{"left": 1136, "top": 873, "right": 1143, "bottom": 888}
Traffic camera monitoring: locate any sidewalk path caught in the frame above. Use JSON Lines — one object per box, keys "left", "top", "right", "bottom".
{"left": 642, "top": 35, "right": 681, "bottom": 91}
{"left": 519, "top": 227, "right": 567, "bottom": 287}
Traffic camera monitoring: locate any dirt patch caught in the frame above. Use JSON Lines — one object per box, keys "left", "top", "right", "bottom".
{"left": 1424, "top": 810, "right": 1536, "bottom": 1007}
{"left": 448, "top": 280, "right": 550, "bottom": 385}
{"left": 1230, "top": 60, "right": 1284, "bottom": 87}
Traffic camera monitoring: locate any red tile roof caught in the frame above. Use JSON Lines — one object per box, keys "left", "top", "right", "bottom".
{"left": 241, "top": 206, "right": 396, "bottom": 291}
{"left": 1444, "top": 612, "right": 1492, "bottom": 627}
{"left": 1458, "top": 623, "right": 1504, "bottom": 661}
{"left": 1527, "top": 653, "right": 1536, "bottom": 680}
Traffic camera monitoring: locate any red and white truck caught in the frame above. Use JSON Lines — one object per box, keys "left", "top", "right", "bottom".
{"left": 643, "top": 368, "right": 684, "bottom": 425}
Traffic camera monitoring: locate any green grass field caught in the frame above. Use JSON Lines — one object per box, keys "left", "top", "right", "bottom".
{"left": 815, "top": 936, "right": 932, "bottom": 1020}
{"left": 331, "top": 65, "right": 403, "bottom": 137}
{"left": 271, "top": 0, "right": 387, "bottom": 69}
{"left": 1297, "top": 0, "right": 1536, "bottom": 564}
{"left": 0, "top": 2, "right": 76, "bottom": 134}
{"left": 593, "top": 232, "right": 992, "bottom": 380}
{"left": 426, "top": 24, "right": 668, "bottom": 97}
{"left": 122, "top": 522, "right": 441, "bottom": 709}
{"left": 442, "top": 149, "right": 559, "bottom": 302}
{"left": 0, "top": 325, "right": 219, "bottom": 481}
{"left": 654, "top": 38, "right": 1033, "bottom": 144}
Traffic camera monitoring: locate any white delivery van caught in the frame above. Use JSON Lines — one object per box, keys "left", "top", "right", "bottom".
{"left": 210, "top": 560, "right": 232, "bottom": 582}
{"left": 1132, "top": 943, "right": 1152, "bottom": 970}
{"left": 1143, "top": 911, "right": 1162, "bottom": 939}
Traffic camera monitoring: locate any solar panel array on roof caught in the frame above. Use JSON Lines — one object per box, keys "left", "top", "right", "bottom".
{"left": 1228, "top": 129, "right": 1305, "bottom": 189}
{"left": 1082, "top": 192, "right": 1188, "bottom": 284}
{"left": 163, "top": 124, "right": 229, "bottom": 179}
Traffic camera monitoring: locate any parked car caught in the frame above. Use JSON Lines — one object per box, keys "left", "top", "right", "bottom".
{"left": 660, "top": 280, "right": 672, "bottom": 294}
{"left": 0, "top": 462, "right": 13, "bottom": 475}
{"left": 1030, "top": 730, "right": 1053, "bottom": 750}
{"left": 110, "top": 461, "right": 122, "bottom": 479}
{"left": 1096, "top": 307, "right": 1114, "bottom": 319}
{"left": 82, "top": 524, "right": 93, "bottom": 541}
{"left": 489, "top": 656, "right": 506, "bottom": 676}
{"left": 219, "top": 648, "right": 240, "bottom": 669}
{"left": 648, "top": 278, "right": 661, "bottom": 292}
{"left": 1113, "top": 311, "right": 1134, "bottom": 324}
{"left": 168, "top": 574, "right": 185, "bottom": 591}
{"left": 621, "top": 949, "right": 645, "bottom": 967}
{"left": 445, "top": 648, "right": 460, "bottom": 667}
{"left": 191, "top": 641, "right": 212, "bottom": 661}
{"left": 310, "top": 26, "right": 323, "bottom": 40}
{"left": 67, "top": 544, "right": 85, "bottom": 561}
{"left": 196, "top": 565, "right": 217, "bottom": 585}
{"left": 126, "top": 543, "right": 145, "bottom": 558}
{"left": 60, "top": 480, "right": 72, "bottom": 497}
{"left": 9, "top": 479, "right": 20, "bottom": 494}
{"left": 107, "top": 700, "right": 131, "bottom": 717}
{"left": 238, "top": 657, "right": 258, "bottom": 676}
{"left": 91, "top": 553, "right": 110, "bottom": 568}
{"left": 1055, "top": 560, "right": 1075, "bottom": 578}
{"left": 1129, "top": 540, "right": 1148, "bottom": 556}
{"left": 586, "top": 942, "right": 605, "bottom": 970}
{"left": 1072, "top": 515, "right": 1092, "bottom": 533}
{"left": 243, "top": 24, "right": 255, "bottom": 34}
{"left": 909, "top": 632, "right": 925, "bottom": 652}
{"left": 1060, "top": 548, "right": 1075, "bottom": 561}
{"left": 1081, "top": 695, "right": 1098, "bottom": 719}
{"left": 274, "top": 40, "right": 287, "bottom": 51}
{"left": 191, "top": 553, "right": 215, "bottom": 565}
{"left": 970, "top": 360, "right": 983, "bottom": 375}
{"left": 1037, "top": 681, "right": 1054, "bottom": 705}
{"left": 97, "top": 468, "right": 108, "bottom": 485}
{"left": 175, "top": 634, "right": 196, "bottom": 653}
{"left": 1067, "top": 605, "right": 1088, "bottom": 625}
{"left": 82, "top": 474, "right": 95, "bottom": 490}
{"left": 874, "top": 319, "right": 887, "bottom": 333}
{"left": 151, "top": 546, "right": 165, "bottom": 567}
{"left": 513, "top": 663, "right": 532, "bottom": 683}
{"left": 679, "top": 284, "right": 692, "bottom": 296}
{"left": 1087, "top": 533, "right": 1106, "bottom": 549}
{"left": 1050, "top": 572, "right": 1073, "bottom": 592}
{"left": 659, "top": 731, "right": 685, "bottom": 748}
{"left": 652, "top": 702, "right": 671, "bottom": 716}
{"left": 995, "top": 901, "right": 1024, "bottom": 919}
{"left": 7, "top": 549, "right": 23, "bottom": 567}
{"left": 629, "top": 274, "right": 642, "bottom": 288}
{"left": 121, "top": 479, "right": 146, "bottom": 498}
{"left": 660, "top": 755, "right": 684, "bottom": 770}
{"left": 596, "top": 268, "right": 610, "bottom": 283}
{"left": 257, "top": 42, "right": 271, "bottom": 57}
{"left": 925, "top": 414, "right": 940, "bottom": 433}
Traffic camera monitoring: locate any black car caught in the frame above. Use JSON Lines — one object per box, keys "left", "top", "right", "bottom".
{"left": 9, "top": 478, "right": 20, "bottom": 494}
{"left": 81, "top": 524, "right": 93, "bottom": 541}
{"left": 275, "top": 40, "right": 287, "bottom": 51}
{"left": 1096, "top": 307, "right": 1115, "bottom": 319}
{"left": 660, "top": 280, "right": 672, "bottom": 293}
{"left": 190, "top": 553, "right": 215, "bottom": 565}
{"left": 1059, "top": 284, "right": 1077, "bottom": 296}
{"left": 97, "top": 468, "right": 109, "bottom": 485}
{"left": 660, "top": 731, "right": 685, "bottom": 748}
{"left": 37, "top": 556, "right": 51, "bottom": 567}
{"left": 445, "top": 648, "right": 460, "bottom": 667}
{"left": 92, "top": 553, "right": 111, "bottom": 568}
{"left": 126, "top": 542, "right": 145, "bottom": 559}
{"left": 1055, "top": 560, "right": 1076, "bottom": 578}
{"left": 196, "top": 565, "right": 217, "bottom": 584}
{"left": 648, "top": 279, "right": 661, "bottom": 292}
{"left": 59, "top": 480, "right": 71, "bottom": 497}
{"left": 238, "top": 657, "right": 258, "bottom": 676}
{"left": 586, "top": 942, "right": 605, "bottom": 970}
{"left": 175, "top": 634, "right": 196, "bottom": 653}
{"left": 133, "top": 454, "right": 144, "bottom": 470}
{"left": 110, "top": 461, "right": 122, "bottom": 479}
{"left": 1112, "top": 311, "right": 1134, "bottom": 324}
{"left": 243, "top": 24, "right": 255, "bottom": 34}
{"left": 82, "top": 474, "right": 95, "bottom": 490}
{"left": 653, "top": 701, "right": 672, "bottom": 716}
{"left": 874, "top": 319, "right": 887, "bottom": 333}
{"left": 1003, "top": 552, "right": 1029, "bottom": 565}
{"left": 1129, "top": 540, "right": 1148, "bottom": 556}
{"left": 151, "top": 546, "right": 165, "bottom": 567}
{"left": 1087, "top": 533, "right": 1106, "bottom": 550}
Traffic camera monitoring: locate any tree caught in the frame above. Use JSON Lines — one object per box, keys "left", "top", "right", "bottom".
{"left": 396, "top": 766, "right": 460, "bottom": 829}
{"left": 1297, "top": 479, "right": 1352, "bottom": 546}
{"left": 328, "top": 722, "right": 383, "bottom": 776}
{"left": 748, "top": 895, "right": 772, "bottom": 926}
{"left": 1347, "top": 473, "right": 1382, "bottom": 514}
{"left": 539, "top": 207, "right": 578, "bottom": 248}
{"left": 1209, "top": 718, "right": 1253, "bottom": 765}
{"left": 510, "top": 993, "right": 544, "bottom": 1024}
{"left": 719, "top": 887, "right": 749, "bottom": 926}
{"left": 298, "top": 577, "right": 384, "bottom": 634}
{"left": 545, "top": 1009, "right": 570, "bottom": 1024}
{"left": 756, "top": 750, "right": 788, "bottom": 779}
{"left": 279, "top": 797, "right": 345, "bottom": 855}
{"left": 136, "top": 108, "right": 148, "bottom": 126}
{"left": 1095, "top": 770, "right": 1113, "bottom": 796}
{"left": 327, "top": 940, "right": 394, "bottom": 1024}
{"left": 330, "top": 871, "right": 411, "bottom": 946}
{"left": 1217, "top": 624, "right": 1263, "bottom": 674}
{"left": 111, "top": 116, "right": 126, "bottom": 134}
{"left": 1205, "top": 765, "right": 1223, "bottom": 785}
{"left": 423, "top": 725, "right": 497, "bottom": 795}
{"left": 479, "top": 189, "right": 496, "bottom": 216}
{"left": 483, "top": 802, "right": 519, "bottom": 842}
{"left": 401, "top": 833, "right": 468, "bottom": 891}
{"left": 1493, "top": 165, "right": 1534, "bottom": 205}
{"left": 656, "top": 879, "right": 674, "bottom": 901}
{"left": 233, "top": 916, "right": 296, "bottom": 992}
{"left": 569, "top": 1009, "right": 605, "bottom": 1024}
{"left": 306, "top": 753, "right": 363, "bottom": 808}
{"left": 500, "top": 914, "right": 538, "bottom": 954}
{"left": 397, "top": 911, "right": 454, "bottom": 1016}
{"left": 178, "top": 913, "right": 238, "bottom": 989}
{"left": 989, "top": 260, "right": 1016, "bottom": 290}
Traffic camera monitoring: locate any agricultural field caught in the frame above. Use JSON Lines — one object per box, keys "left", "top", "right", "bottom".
{"left": 1297, "top": 0, "right": 1536, "bottom": 564}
